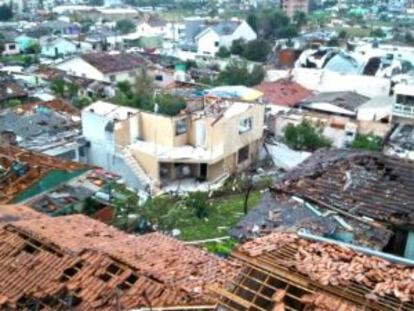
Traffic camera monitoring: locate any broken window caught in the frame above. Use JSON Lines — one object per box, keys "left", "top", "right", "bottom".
{"left": 175, "top": 119, "right": 187, "bottom": 135}
{"left": 239, "top": 117, "right": 253, "bottom": 134}
{"left": 237, "top": 146, "right": 249, "bottom": 164}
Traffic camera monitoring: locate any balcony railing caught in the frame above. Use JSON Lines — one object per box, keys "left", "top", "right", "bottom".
{"left": 393, "top": 103, "right": 414, "bottom": 118}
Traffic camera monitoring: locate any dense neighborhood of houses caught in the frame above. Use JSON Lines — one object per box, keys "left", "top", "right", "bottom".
{"left": 2, "top": 0, "right": 414, "bottom": 310}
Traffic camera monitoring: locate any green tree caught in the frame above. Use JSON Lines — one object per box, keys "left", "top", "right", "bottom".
{"left": 293, "top": 11, "right": 308, "bottom": 31}
{"left": 116, "top": 19, "right": 136, "bottom": 34}
{"left": 216, "top": 46, "right": 231, "bottom": 58}
{"left": 284, "top": 120, "right": 332, "bottom": 151}
{"left": 73, "top": 96, "right": 92, "bottom": 109}
{"left": 0, "top": 5, "right": 12, "bottom": 21}
{"left": 247, "top": 13, "right": 258, "bottom": 32}
{"left": 351, "top": 134, "right": 383, "bottom": 151}
{"left": 86, "top": 0, "right": 104, "bottom": 5}
{"left": 370, "top": 28, "right": 386, "bottom": 38}
{"left": 230, "top": 38, "right": 245, "bottom": 55}
{"left": 25, "top": 42, "right": 41, "bottom": 54}
{"left": 51, "top": 78, "right": 66, "bottom": 97}
{"left": 242, "top": 38, "right": 271, "bottom": 62}
{"left": 217, "top": 61, "right": 264, "bottom": 86}
{"left": 154, "top": 94, "right": 187, "bottom": 116}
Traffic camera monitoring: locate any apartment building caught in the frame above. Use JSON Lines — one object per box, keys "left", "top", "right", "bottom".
{"left": 82, "top": 100, "right": 265, "bottom": 192}
{"left": 280, "top": 0, "right": 309, "bottom": 18}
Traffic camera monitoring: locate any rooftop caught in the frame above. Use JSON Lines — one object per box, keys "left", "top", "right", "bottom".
{"left": 0, "top": 146, "right": 87, "bottom": 204}
{"left": 215, "top": 232, "right": 414, "bottom": 311}
{"left": 301, "top": 91, "right": 370, "bottom": 113}
{"left": 273, "top": 149, "right": 414, "bottom": 227}
{"left": 83, "top": 101, "right": 139, "bottom": 120}
{"left": 0, "top": 209, "right": 239, "bottom": 310}
{"left": 255, "top": 79, "right": 313, "bottom": 107}
{"left": 81, "top": 53, "right": 149, "bottom": 74}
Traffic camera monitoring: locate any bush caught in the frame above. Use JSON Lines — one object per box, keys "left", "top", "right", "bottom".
{"left": 284, "top": 120, "right": 332, "bottom": 151}
{"left": 216, "top": 46, "right": 231, "bottom": 58}
{"left": 242, "top": 39, "right": 271, "bottom": 62}
{"left": 154, "top": 94, "right": 187, "bottom": 116}
{"left": 216, "top": 61, "right": 265, "bottom": 86}
{"left": 351, "top": 133, "right": 383, "bottom": 151}
{"left": 184, "top": 191, "right": 209, "bottom": 219}
{"left": 116, "top": 19, "right": 136, "bottom": 34}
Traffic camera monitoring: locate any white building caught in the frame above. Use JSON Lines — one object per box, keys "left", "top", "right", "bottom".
{"left": 195, "top": 20, "right": 257, "bottom": 56}
{"left": 55, "top": 53, "right": 149, "bottom": 83}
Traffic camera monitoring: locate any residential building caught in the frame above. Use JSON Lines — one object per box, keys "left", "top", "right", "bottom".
{"left": 81, "top": 99, "right": 265, "bottom": 192}
{"left": 55, "top": 53, "right": 149, "bottom": 83}
{"left": 392, "top": 83, "right": 414, "bottom": 123}
{"left": 40, "top": 37, "right": 79, "bottom": 58}
{"left": 195, "top": 20, "right": 257, "bottom": 56}
{"left": 280, "top": 0, "right": 309, "bottom": 18}
{"left": 298, "top": 91, "right": 370, "bottom": 118}
{"left": 136, "top": 15, "right": 167, "bottom": 37}
{"left": 2, "top": 41, "right": 20, "bottom": 56}
{"left": 0, "top": 100, "right": 85, "bottom": 162}
{"left": 214, "top": 231, "right": 414, "bottom": 311}
{"left": 0, "top": 205, "right": 238, "bottom": 310}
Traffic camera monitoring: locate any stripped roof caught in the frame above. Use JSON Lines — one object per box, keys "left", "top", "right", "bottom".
{"left": 0, "top": 146, "right": 87, "bottom": 204}
{"left": 214, "top": 232, "right": 414, "bottom": 311}
{"left": 255, "top": 79, "right": 313, "bottom": 107}
{"left": 81, "top": 53, "right": 149, "bottom": 74}
{"left": 273, "top": 149, "right": 414, "bottom": 227}
{"left": 0, "top": 212, "right": 239, "bottom": 310}
{"left": 300, "top": 91, "right": 370, "bottom": 112}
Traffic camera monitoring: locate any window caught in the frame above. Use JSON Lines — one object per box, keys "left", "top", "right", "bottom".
{"left": 214, "top": 41, "right": 219, "bottom": 47}
{"left": 8, "top": 44, "right": 16, "bottom": 50}
{"left": 155, "top": 74, "right": 163, "bottom": 81}
{"left": 239, "top": 117, "right": 253, "bottom": 134}
{"left": 238, "top": 145, "right": 250, "bottom": 164}
{"left": 175, "top": 119, "right": 187, "bottom": 135}
{"left": 109, "top": 75, "right": 116, "bottom": 82}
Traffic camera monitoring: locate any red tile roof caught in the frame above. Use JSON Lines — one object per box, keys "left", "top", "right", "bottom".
{"left": 0, "top": 204, "right": 45, "bottom": 226}
{"left": 0, "top": 212, "right": 239, "bottom": 310}
{"left": 255, "top": 79, "right": 313, "bottom": 107}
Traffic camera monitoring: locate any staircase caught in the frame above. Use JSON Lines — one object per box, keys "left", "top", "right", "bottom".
{"left": 118, "top": 146, "right": 159, "bottom": 194}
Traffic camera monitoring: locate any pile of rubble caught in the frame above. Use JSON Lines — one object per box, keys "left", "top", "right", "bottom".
{"left": 238, "top": 232, "right": 414, "bottom": 303}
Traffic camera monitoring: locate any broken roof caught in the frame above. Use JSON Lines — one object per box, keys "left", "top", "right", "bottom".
{"left": 273, "top": 149, "right": 414, "bottom": 227}
{"left": 81, "top": 53, "right": 149, "bottom": 74}
{"left": 255, "top": 79, "right": 313, "bottom": 107}
{"left": 230, "top": 191, "right": 392, "bottom": 250}
{"left": 0, "top": 100, "right": 82, "bottom": 152}
{"left": 0, "top": 146, "right": 87, "bottom": 204}
{"left": 0, "top": 204, "right": 45, "bottom": 226}
{"left": 0, "top": 211, "right": 239, "bottom": 310}
{"left": 214, "top": 232, "right": 414, "bottom": 311}
{"left": 300, "top": 91, "right": 370, "bottom": 113}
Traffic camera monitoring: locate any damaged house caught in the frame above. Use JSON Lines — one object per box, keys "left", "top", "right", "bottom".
{"left": 82, "top": 100, "right": 265, "bottom": 193}
{"left": 214, "top": 231, "right": 414, "bottom": 311}
{"left": 231, "top": 149, "right": 414, "bottom": 260}
{"left": 0, "top": 100, "right": 85, "bottom": 162}
{"left": 0, "top": 205, "right": 238, "bottom": 310}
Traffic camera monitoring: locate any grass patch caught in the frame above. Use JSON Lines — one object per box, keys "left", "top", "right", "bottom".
{"left": 177, "top": 191, "right": 262, "bottom": 241}
{"left": 330, "top": 26, "right": 371, "bottom": 38}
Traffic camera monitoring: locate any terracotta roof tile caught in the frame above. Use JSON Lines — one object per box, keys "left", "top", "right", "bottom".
{"left": 255, "top": 79, "right": 313, "bottom": 107}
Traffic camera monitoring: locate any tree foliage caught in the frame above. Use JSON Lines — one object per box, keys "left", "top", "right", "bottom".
{"left": 116, "top": 19, "right": 136, "bottom": 34}
{"left": 216, "top": 46, "right": 231, "bottom": 58}
{"left": 351, "top": 134, "right": 383, "bottom": 151}
{"left": 247, "top": 9, "right": 295, "bottom": 40}
{"left": 51, "top": 78, "right": 79, "bottom": 99}
{"left": 116, "top": 72, "right": 187, "bottom": 116}
{"left": 242, "top": 38, "right": 271, "bottom": 62}
{"left": 0, "top": 5, "right": 13, "bottom": 21}
{"left": 370, "top": 28, "right": 386, "bottom": 38}
{"left": 284, "top": 120, "right": 332, "bottom": 151}
{"left": 230, "top": 38, "right": 246, "bottom": 55}
{"left": 216, "top": 61, "right": 265, "bottom": 86}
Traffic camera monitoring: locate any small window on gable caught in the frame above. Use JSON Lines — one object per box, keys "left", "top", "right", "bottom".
{"left": 214, "top": 41, "right": 219, "bottom": 47}
{"left": 239, "top": 117, "right": 253, "bottom": 134}
{"left": 175, "top": 119, "right": 187, "bottom": 135}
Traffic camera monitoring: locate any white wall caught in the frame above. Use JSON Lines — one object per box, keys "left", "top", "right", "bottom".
{"left": 56, "top": 57, "right": 106, "bottom": 81}
{"left": 220, "top": 21, "right": 257, "bottom": 48}
{"left": 197, "top": 29, "right": 220, "bottom": 55}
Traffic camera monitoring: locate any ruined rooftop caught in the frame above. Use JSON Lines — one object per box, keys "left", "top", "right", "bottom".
{"left": 273, "top": 149, "right": 414, "bottom": 227}
{"left": 214, "top": 232, "right": 414, "bottom": 311}
{"left": 0, "top": 146, "right": 87, "bottom": 204}
{"left": 81, "top": 53, "right": 149, "bottom": 74}
{"left": 0, "top": 207, "right": 239, "bottom": 310}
